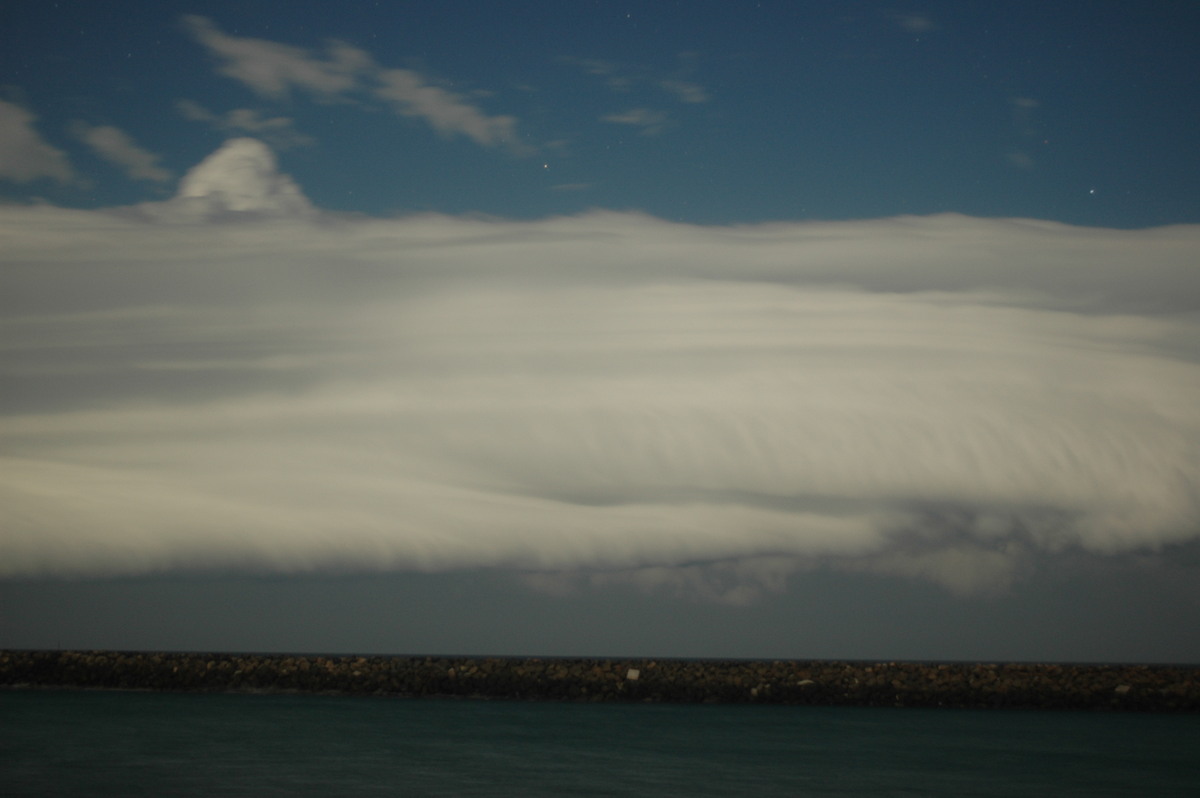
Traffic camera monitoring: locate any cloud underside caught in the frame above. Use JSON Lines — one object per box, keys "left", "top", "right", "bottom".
{"left": 1, "top": 207, "right": 1198, "bottom": 599}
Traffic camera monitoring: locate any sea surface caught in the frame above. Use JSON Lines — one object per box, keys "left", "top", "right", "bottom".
{"left": 2, "top": 688, "right": 1197, "bottom": 796}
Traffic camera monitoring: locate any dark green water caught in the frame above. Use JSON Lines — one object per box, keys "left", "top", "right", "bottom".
{"left": 1, "top": 689, "right": 1197, "bottom": 796}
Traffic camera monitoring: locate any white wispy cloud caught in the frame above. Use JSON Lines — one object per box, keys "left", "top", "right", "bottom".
{"left": 0, "top": 99, "right": 75, "bottom": 184}
{"left": 2, "top": 149, "right": 1198, "bottom": 598}
{"left": 561, "top": 57, "right": 631, "bottom": 90}
{"left": 374, "top": 69, "right": 525, "bottom": 151}
{"left": 176, "top": 100, "right": 314, "bottom": 149}
{"left": 182, "top": 15, "right": 368, "bottom": 98}
{"left": 602, "top": 108, "right": 669, "bottom": 135}
{"left": 1006, "top": 96, "right": 1042, "bottom": 169}
{"left": 658, "top": 79, "right": 709, "bottom": 104}
{"left": 183, "top": 16, "right": 526, "bottom": 152}
{"left": 890, "top": 13, "right": 936, "bottom": 33}
{"left": 72, "top": 123, "right": 172, "bottom": 183}
{"left": 1007, "top": 151, "right": 1035, "bottom": 169}
{"left": 565, "top": 56, "right": 711, "bottom": 105}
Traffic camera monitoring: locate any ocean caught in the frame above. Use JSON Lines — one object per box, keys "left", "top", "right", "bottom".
{"left": 2, "top": 688, "right": 1197, "bottom": 796}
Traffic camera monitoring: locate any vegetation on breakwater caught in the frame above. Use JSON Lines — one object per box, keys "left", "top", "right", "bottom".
{"left": 3, "top": 650, "right": 1198, "bottom": 711}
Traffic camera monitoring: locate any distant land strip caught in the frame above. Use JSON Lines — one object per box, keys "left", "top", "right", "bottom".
{"left": 3, "top": 651, "right": 1198, "bottom": 712}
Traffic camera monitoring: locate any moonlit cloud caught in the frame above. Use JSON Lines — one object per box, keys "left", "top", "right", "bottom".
{"left": 602, "top": 108, "right": 669, "bottom": 135}
{"left": 72, "top": 123, "right": 172, "bottom": 183}
{"left": 176, "top": 100, "right": 315, "bottom": 149}
{"left": 183, "top": 16, "right": 525, "bottom": 153}
{"left": 658, "top": 79, "right": 709, "bottom": 104}
{"left": 1007, "top": 152, "right": 1035, "bottom": 170}
{"left": 1, "top": 141, "right": 1198, "bottom": 600}
{"left": 374, "top": 70, "right": 524, "bottom": 151}
{"left": 561, "top": 57, "right": 632, "bottom": 91}
{"left": 891, "top": 13, "right": 936, "bottom": 34}
{"left": 144, "top": 137, "right": 314, "bottom": 221}
{"left": 564, "top": 56, "right": 711, "bottom": 107}
{"left": 182, "top": 15, "right": 368, "bottom": 97}
{"left": 0, "top": 99, "right": 75, "bottom": 184}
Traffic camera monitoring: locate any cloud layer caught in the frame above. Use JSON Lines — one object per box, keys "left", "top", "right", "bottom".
{"left": 2, "top": 144, "right": 1198, "bottom": 598}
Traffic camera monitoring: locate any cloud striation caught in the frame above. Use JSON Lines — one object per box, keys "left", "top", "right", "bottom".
{"left": 1, "top": 141, "right": 1198, "bottom": 600}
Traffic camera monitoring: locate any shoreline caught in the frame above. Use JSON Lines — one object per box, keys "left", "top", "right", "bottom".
{"left": 3, "top": 650, "right": 1198, "bottom": 711}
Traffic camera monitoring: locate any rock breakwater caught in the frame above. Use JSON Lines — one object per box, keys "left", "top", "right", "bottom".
{"left": 3, "top": 651, "right": 1197, "bottom": 711}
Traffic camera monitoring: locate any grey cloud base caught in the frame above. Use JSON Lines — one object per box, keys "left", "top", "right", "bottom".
{"left": 2, "top": 181, "right": 1198, "bottom": 599}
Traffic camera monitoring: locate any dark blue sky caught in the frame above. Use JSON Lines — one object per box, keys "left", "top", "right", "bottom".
{"left": 4, "top": 1, "right": 1198, "bottom": 225}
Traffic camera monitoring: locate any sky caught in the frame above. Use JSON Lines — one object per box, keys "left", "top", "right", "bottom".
{"left": 2, "top": 1, "right": 1199, "bottom": 663}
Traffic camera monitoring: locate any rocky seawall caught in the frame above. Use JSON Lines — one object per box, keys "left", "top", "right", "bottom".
{"left": 3, "top": 650, "right": 1198, "bottom": 711}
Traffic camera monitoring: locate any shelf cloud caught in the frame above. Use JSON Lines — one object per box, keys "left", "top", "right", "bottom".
{"left": 2, "top": 140, "right": 1197, "bottom": 599}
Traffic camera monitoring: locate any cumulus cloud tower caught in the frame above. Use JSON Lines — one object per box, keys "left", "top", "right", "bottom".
{"left": 161, "top": 137, "right": 314, "bottom": 220}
